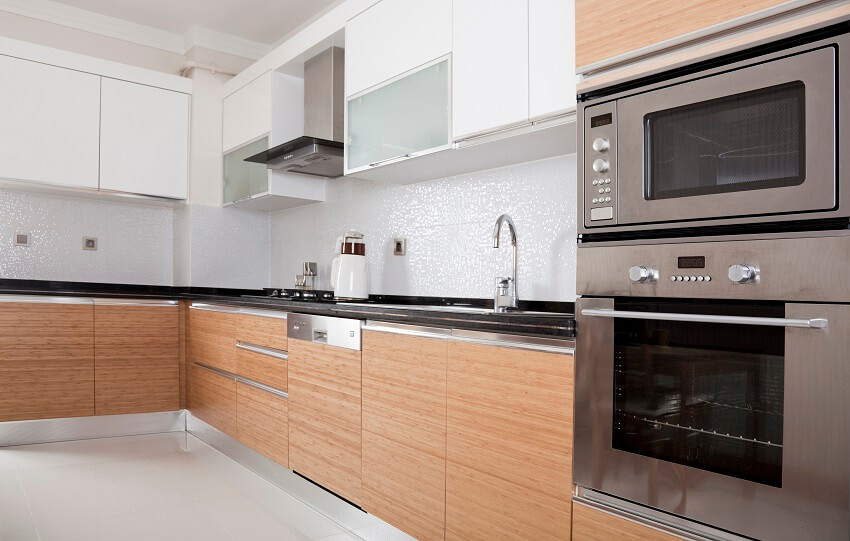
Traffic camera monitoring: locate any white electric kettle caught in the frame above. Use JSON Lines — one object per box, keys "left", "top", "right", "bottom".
{"left": 331, "top": 230, "right": 368, "bottom": 299}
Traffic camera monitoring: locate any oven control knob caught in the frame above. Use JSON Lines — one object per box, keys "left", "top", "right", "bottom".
{"left": 629, "top": 266, "right": 655, "bottom": 284}
{"left": 592, "top": 137, "right": 610, "bottom": 152}
{"left": 728, "top": 264, "right": 758, "bottom": 284}
{"left": 592, "top": 159, "right": 609, "bottom": 173}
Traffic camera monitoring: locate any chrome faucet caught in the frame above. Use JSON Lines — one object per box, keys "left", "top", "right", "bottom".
{"left": 492, "top": 214, "right": 518, "bottom": 313}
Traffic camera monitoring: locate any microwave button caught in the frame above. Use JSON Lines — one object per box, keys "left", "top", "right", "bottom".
{"left": 598, "top": 188, "right": 605, "bottom": 194}
{"left": 592, "top": 179, "right": 598, "bottom": 186}
{"left": 592, "top": 137, "right": 610, "bottom": 152}
{"left": 592, "top": 158, "right": 609, "bottom": 173}
{"left": 605, "top": 178, "right": 611, "bottom": 184}
{"left": 590, "top": 206, "right": 614, "bottom": 221}
{"left": 605, "top": 197, "right": 611, "bottom": 203}
{"left": 592, "top": 198, "right": 599, "bottom": 204}
{"left": 604, "top": 187, "right": 611, "bottom": 193}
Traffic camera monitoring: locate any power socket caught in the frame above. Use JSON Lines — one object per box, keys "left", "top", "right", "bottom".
{"left": 83, "top": 237, "right": 98, "bottom": 251}
{"left": 393, "top": 237, "right": 406, "bottom": 256}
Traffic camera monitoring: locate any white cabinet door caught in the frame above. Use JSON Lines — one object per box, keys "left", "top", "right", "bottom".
{"left": 452, "top": 0, "right": 529, "bottom": 139}
{"left": 222, "top": 72, "right": 271, "bottom": 153}
{"left": 99, "top": 78, "right": 189, "bottom": 199}
{"left": 0, "top": 54, "right": 100, "bottom": 189}
{"left": 345, "top": 0, "right": 452, "bottom": 97}
{"left": 530, "top": 0, "right": 576, "bottom": 119}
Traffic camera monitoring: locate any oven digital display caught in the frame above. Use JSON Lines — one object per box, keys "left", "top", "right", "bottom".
{"left": 590, "top": 113, "right": 612, "bottom": 128}
{"left": 678, "top": 256, "right": 706, "bottom": 269}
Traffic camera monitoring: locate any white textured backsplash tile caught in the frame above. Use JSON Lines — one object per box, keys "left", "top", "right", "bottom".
{"left": 270, "top": 155, "right": 578, "bottom": 301}
{"left": 0, "top": 190, "right": 173, "bottom": 285}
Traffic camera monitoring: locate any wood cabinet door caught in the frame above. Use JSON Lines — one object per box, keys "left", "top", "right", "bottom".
{"left": 572, "top": 502, "right": 686, "bottom": 541}
{"left": 0, "top": 302, "right": 95, "bottom": 421}
{"left": 188, "top": 363, "right": 237, "bottom": 437}
{"left": 362, "top": 330, "right": 448, "bottom": 541}
{"left": 94, "top": 304, "right": 179, "bottom": 415}
{"left": 236, "top": 381, "right": 288, "bottom": 468}
{"left": 288, "top": 339, "right": 362, "bottom": 504}
{"left": 187, "top": 308, "right": 241, "bottom": 373}
{"left": 234, "top": 313, "right": 288, "bottom": 352}
{"left": 235, "top": 347, "right": 287, "bottom": 392}
{"left": 446, "top": 341, "right": 574, "bottom": 541}
{"left": 575, "top": 0, "right": 789, "bottom": 70}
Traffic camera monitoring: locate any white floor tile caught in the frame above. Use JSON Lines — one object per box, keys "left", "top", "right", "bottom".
{"left": 0, "top": 472, "right": 37, "bottom": 535}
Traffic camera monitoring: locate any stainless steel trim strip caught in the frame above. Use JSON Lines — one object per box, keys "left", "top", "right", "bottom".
{"left": 0, "top": 294, "right": 93, "bottom": 305}
{"left": 581, "top": 308, "right": 829, "bottom": 328}
{"left": 93, "top": 299, "right": 178, "bottom": 307}
{"left": 235, "top": 342, "right": 288, "bottom": 360}
{"left": 190, "top": 303, "right": 288, "bottom": 320}
{"left": 362, "top": 321, "right": 451, "bottom": 339}
{"left": 449, "top": 329, "right": 575, "bottom": 354}
{"left": 194, "top": 362, "right": 288, "bottom": 398}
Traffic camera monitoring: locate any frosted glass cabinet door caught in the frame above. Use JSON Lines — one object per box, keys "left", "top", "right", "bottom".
{"left": 346, "top": 58, "right": 450, "bottom": 173}
{"left": 100, "top": 78, "right": 190, "bottom": 199}
{"left": 0, "top": 54, "right": 100, "bottom": 189}
{"left": 223, "top": 137, "right": 270, "bottom": 204}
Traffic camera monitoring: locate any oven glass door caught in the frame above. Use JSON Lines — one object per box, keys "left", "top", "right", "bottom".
{"left": 616, "top": 45, "right": 836, "bottom": 226}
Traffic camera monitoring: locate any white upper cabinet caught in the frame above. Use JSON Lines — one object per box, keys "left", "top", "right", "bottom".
{"left": 0, "top": 54, "right": 100, "bottom": 189}
{"left": 222, "top": 72, "right": 272, "bottom": 153}
{"left": 452, "top": 0, "right": 530, "bottom": 139}
{"left": 530, "top": 0, "right": 576, "bottom": 119}
{"left": 345, "top": 0, "right": 452, "bottom": 97}
{"left": 99, "top": 78, "right": 190, "bottom": 199}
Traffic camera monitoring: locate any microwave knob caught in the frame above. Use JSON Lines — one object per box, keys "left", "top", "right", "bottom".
{"left": 592, "top": 137, "right": 610, "bottom": 152}
{"left": 629, "top": 265, "right": 656, "bottom": 284}
{"left": 592, "top": 158, "right": 609, "bottom": 173}
{"left": 728, "top": 264, "right": 759, "bottom": 284}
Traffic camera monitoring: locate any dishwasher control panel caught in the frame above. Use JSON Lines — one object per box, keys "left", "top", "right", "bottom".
{"left": 288, "top": 313, "right": 361, "bottom": 350}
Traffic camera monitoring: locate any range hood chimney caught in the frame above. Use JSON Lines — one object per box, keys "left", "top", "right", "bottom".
{"left": 245, "top": 47, "right": 345, "bottom": 178}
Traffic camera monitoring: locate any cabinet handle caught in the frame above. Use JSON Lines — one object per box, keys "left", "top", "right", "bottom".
{"left": 368, "top": 153, "right": 411, "bottom": 167}
{"left": 235, "top": 342, "right": 288, "bottom": 360}
{"left": 193, "top": 362, "right": 287, "bottom": 398}
{"left": 580, "top": 308, "right": 828, "bottom": 329}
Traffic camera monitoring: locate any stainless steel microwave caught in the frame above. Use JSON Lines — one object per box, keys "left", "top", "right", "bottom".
{"left": 578, "top": 28, "right": 849, "bottom": 238}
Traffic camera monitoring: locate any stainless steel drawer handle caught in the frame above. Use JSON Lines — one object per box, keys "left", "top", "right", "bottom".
{"left": 235, "top": 342, "right": 288, "bottom": 360}
{"left": 580, "top": 308, "right": 828, "bottom": 329}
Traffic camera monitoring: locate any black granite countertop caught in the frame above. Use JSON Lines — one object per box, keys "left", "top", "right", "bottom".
{"left": 0, "top": 279, "right": 575, "bottom": 339}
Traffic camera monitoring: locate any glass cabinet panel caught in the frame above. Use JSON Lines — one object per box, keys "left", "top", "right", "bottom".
{"left": 223, "top": 136, "right": 269, "bottom": 203}
{"left": 347, "top": 58, "right": 450, "bottom": 172}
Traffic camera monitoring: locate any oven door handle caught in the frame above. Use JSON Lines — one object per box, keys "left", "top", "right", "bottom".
{"left": 580, "top": 308, "right": 828, "bottom": 329}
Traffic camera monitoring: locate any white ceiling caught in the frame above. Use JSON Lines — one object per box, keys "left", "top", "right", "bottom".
{"left": 39, "top": 0, "right": 340, "bottom": 46}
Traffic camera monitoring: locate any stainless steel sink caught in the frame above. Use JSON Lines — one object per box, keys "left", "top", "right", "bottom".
{"left": 339, "top": 303, "right": 569, "bottom": 318}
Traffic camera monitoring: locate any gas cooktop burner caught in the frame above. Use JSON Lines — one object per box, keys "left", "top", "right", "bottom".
{"left": 263, "top": 288, "right": 336, "bottom": 302}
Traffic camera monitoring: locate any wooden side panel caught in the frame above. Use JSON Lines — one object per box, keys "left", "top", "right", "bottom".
{"left": 94, "top": 305, "right": 179, "bottom": 415}
{"left": 235, "top": 348, "right": 287, "bottom": 391}
{"left": 188, "top": 363, "right": 237, "bottom": 437}
{"left": 445, "top": 341, "right": 574, "bottom": 541}
{"left": 186, "top": 308, "right": 241, "bottom": 373}
{"left": 178, "top": 301, "right": 188, "bottom": 409}
{"left": 361, "top": 330, "right": 447, "bottom": 541}
{"left": 0, "top": 303, "right": 94, "bottom": 421}
{"left": 576, "top": 0, "right": 789, "bottom": 68}
{"left": 288, "top": 339, "right": 362, "bottom": 504}
{"left": 572, "top": 502, "right": 686, "bottom": 541}
{"left": 235, "top": 313, "right": 287, "bottom": 351}
{"left": 236, "top": 382, "right": 288, "bottom": 468}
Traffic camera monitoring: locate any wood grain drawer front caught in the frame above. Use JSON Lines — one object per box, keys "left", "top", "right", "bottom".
{"left": 235, "top": 313, "right": 287, "bottom": 352}
{"left": 236, "top": 381, "right": 288, "bottom": 468}
{"left": 235, "top": 345, "right": 287, "bottom": 391}
{"left": 576, "top": 0, "right": 789, "bottom": 69}
{"left": 187, "top": 308, "right": 241, "bottom": 373}
{"left": 0, "top": 302, "right": 94, "bottom": 421}
{"left": 94, "top": 305, "right": 179, "bottom": 415}
{"left": 361, "top": 330, "right": 448, "bottom": 541}
{"left": 446, "top": 341, "right": 574, "bottom": 541}
{"left": 288, "top": 339, "right": 362, "bottom": 504}
{"left": 572, "top": 502, "right": 686, "bottom": 541}
{"left": 188, "top": 363, "right": 237, "bottom": 437}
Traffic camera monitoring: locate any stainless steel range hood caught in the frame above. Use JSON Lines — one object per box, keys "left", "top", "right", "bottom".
{"left": 246, "top": 47, "right": 344, "bottom": 178}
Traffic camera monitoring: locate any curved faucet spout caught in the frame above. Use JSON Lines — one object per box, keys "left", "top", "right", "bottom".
{"left": 492, "top": 214, "right": 518, "bottom": 312}
{"left": 493, "top": 214, "right": 517, "bottom": 248}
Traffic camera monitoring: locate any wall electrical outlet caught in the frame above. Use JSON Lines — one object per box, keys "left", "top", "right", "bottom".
{"left": 83, "top": 237, "right": 98, "bottom": 251}
{"left": 14, "top": 233, "right": 30, "bottom": 247}
{"left": 393, "top": 237, "right": 406, "bottom": 256}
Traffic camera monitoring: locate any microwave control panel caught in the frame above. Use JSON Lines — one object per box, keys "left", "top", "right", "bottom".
{"left": 584, "top": 101, "right": 618, "bottom": 227}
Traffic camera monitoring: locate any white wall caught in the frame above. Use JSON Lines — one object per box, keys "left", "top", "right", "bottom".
{"left": 270, "top": 155, "right": 578, "bottom": 301}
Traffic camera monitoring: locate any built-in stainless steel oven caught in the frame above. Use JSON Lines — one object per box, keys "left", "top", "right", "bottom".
{"left": 574, "top": 234, "right": 850, "bottom": 540}
{"left": 578, "top": 27, "right": 849, "bottom": 238}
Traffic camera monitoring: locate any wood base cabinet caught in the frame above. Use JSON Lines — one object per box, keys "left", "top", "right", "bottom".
{"left": 236, "top": 381, "right": 288, "bottom": 468}
{"left": 445, "top": 341, "right": 574, "bottom": 541}
{"left": 94, "top": 301, "right": 179, "bottom": 415}
{"left": 188, "top": 363, "right": 237, "bottom": 437}
{"left": 0, "top": 300, "right": 94, "bottom": 421}
{"left": 572, "top": 502, "right": 686, "bottom": 541}
{"left": 288, "top": 339, "right": 362, "bottom": 504}
{"left": 361, "top": 329, "right": 448, "bottom": 541}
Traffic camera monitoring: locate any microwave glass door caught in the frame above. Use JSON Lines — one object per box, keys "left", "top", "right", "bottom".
{"left": 614, "top": 45, "right": 836, "bottom": 227}
{"left": 612, "top": 299, "right": 785, "bottom": 487}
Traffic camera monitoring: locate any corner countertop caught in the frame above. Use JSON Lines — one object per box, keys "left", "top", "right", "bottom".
{"left": 0, "top": 279, "right": 575, "bottom": 339}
